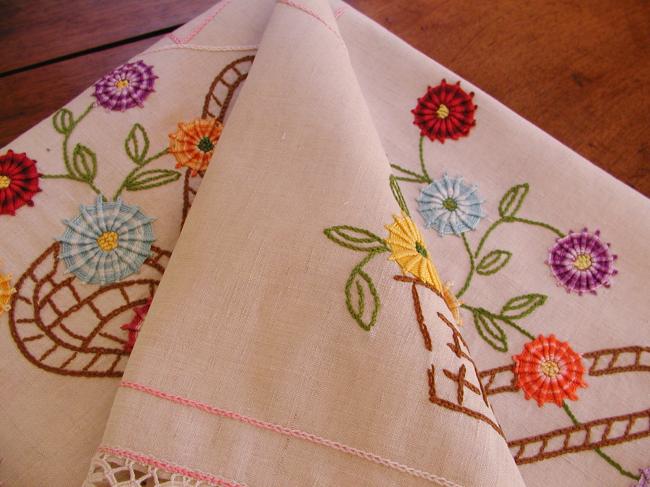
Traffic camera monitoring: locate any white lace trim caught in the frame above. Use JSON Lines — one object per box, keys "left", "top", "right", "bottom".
{"left": 83, "top": 452, "right": 214, "bottom": 487}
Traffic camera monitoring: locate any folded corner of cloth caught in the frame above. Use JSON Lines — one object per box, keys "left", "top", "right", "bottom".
{"left": 1, "top": 0, "right": 648, "bottom": 486}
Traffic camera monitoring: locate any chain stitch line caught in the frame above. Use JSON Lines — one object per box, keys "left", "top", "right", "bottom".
{"left": 145, "top": 44, "right": 258, "bottom": 55}
{"left": 168, "top": 0, "right": 236, "bottom": 44}
{"left": 96, "top": 446, "right": 246, "bottom": 487}
{"left": 277, "top": 0, "right": 342, "bottom": 40}
{"left": 120, "top": 381, "right": 464, "bottom": 487}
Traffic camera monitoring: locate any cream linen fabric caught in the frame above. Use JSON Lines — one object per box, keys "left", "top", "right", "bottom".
{"left": 90, "top": 0, "right": 524, "bottom": 486}
{"left": 0, "top": 2, "right": 272, "bottom": 485}
{"left": 0, "top": 0, "right": 648, "bottom": 486}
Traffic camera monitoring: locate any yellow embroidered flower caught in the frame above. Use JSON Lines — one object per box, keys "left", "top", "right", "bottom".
{"left": 0, "top": 269, "right": 16, "bottom": 315}
{"left": 169, "top": 118, "right": 224, "bottom": 176}
{"left": 385, "top": 213, "right": 443, "bottom": 292}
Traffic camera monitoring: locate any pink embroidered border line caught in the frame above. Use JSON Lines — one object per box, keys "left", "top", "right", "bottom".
{"left": 169, "top": 0, "right": 235, "bottom": 44}
{"left": 97, "top": 445, "right": 246, "bottom": 487}
{"left": 277, "top": 0, "right": 342, "bottom": 40}
{"left": 119, "top": 381, "right": 464, "bottom": 487}
{"left": 167, "top": 0, "right": 345, "bottom": 46}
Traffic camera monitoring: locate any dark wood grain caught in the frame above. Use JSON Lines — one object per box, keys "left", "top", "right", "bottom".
{"left": 347, "top": 0, "right": 650, "bottom": 195}
{"left": 0, "top": 0, "right": 648, "bottom": 196}
{"left": 0, "top": 36, "right": 163, "bottom": 146}
{"left": 0, "top": 0, "right": 216, "bottom": 73}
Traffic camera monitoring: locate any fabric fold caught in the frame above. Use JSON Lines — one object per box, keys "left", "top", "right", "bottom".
{"left": 84, "top": 0, "right": 524, "bottom": 485}
{"left": 3, "top": 1, "right": 648, "bottom": 486}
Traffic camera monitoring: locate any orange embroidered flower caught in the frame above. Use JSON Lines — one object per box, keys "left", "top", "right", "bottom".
{"left": 168, "top": 118, "right": 223, "bottom": 176}
{"left": 513, "top": 335, "right": 587, "bottom": 406}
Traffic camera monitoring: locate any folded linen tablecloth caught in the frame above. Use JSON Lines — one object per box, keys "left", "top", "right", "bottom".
{"left": 0, "top": 0, "right": 648, "bottom": 486}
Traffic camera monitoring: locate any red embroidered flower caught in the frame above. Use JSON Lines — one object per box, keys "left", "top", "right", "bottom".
{"left": 0, "top": 150, "right": 41, "bottom": 216}
{"left": 412, "top": 80, "right": 477, "bottom": 143}
{"left": 120, "top": 298, "right": 152, "bottom": 352}
{"left": 513, "top": 335, "right": 587, "bottom": 406}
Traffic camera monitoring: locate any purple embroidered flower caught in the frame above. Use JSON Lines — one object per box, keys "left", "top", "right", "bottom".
{"left": 635, "top": 467, "right": 650, "bottom": 487}
{"left": 93, "top": 60, "right": 157, "bottom": 111}
{"left": 546, "top": 228, "right": 617, "bottom": 295}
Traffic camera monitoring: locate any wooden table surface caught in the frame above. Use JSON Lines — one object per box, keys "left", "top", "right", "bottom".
{"left": 1, "top": 0, "right": 648, "bottom": 196}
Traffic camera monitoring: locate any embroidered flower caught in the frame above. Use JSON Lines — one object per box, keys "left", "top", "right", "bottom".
{"left": 513, "top": 335, "right": 587, "bottom": 407}
{"left": 546, "top": 228, "right": 617, "bottom": 295}
{"left": 417, "top": 174, "right": 485, "bottom": 236}
{"left": 0, "top": 270, "right": 16, "bottom": 315}
{"left": 120, "top": 298, "right": 152, "bottom": 352}
{"left": 385, "top": 213, "right": 443, "bottom": 292}
{"left": 58, "top": 196, "right": 155, "bottom": 285}
{"left": 412, "top": 79, "right": 477, "bottom": 143}
{"left": 0, "top": 150, "right": 41, "bottom": 216}
{"left": 634, "top": 467, "right": 650, "bottom": 487}
{"left": 169, "top": 118, "right": 224, "bottom": 176}
{"left": 93, "top": 60, "right": 157, "bottom": 111}
{"left": 441, "top": 283, "right": 462, "bottom": 325}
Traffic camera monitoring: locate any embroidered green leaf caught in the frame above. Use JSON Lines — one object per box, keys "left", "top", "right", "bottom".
{"left": 499, "top": 183, "right": 529, "bottom": 218}
{"left": 125, "top": 123, "right": 150, "bottom": 165}
{"left": 472, "top": 308, "right": 508, "bottom": 352}
{"left": 71, "top": 144, "right": 97, "bottom": 182}
{"left": 324, "top": 226, "right": 388, "bottom": 252}
{"left": 125, "top": 169, "right": 181, "bottom": 192}
{"left": 476, "top": 249, "right": 512, "bottom": 275}
{"left": 389, "top": 175, "right": 410, "bottom": 216}
{"left": 345, "top": 259, "right": 380, "bottom": 331}
{"left": 500, "top": 294, "right": 547, "bottom": 319}
{"left": 390, "top": 163, "right": 429, "bottom": 183}
{"left": 53, "top": 108, "right": 74, "bottom": 134}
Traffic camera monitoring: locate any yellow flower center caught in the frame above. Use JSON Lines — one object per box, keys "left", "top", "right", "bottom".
{"left": 96, "top": 231, "right": 119, "bottom": 252}
{"left": 540, "top": 359, "right": 560, "bottom": 378}
{"left": 573, "top": 253, "right": 592, "bottom": 271}
{"left": 115, "top": 79, "right": 130, "bottom": 89}
{"left": 436, "top": 104, "right": 450, "bottom": 119}
{"left": 0, "top": 175, "right": 10, "bottom": 189}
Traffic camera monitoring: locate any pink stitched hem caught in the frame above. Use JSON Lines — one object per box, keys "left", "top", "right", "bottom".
{"left": 97, "top": 446, "right": 245, "bottom": 487}
{"left": 169, "top": 0, "right": 235, "bottom": 44}
{"left": 277, "top": 0, "right": 341, "bottom": 40}
{"left": 120, "top": 381, "right": 463, "bottom": 487}
{"left": 333, "top": 6, "right": 347, "bottom": 19}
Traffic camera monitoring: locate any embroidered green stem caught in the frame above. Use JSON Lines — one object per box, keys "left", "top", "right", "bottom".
{"left": 323, "top": 223, "right": 388, "bottom": 331}
{"left": 457, "top": 233, "right": 475, "bottom": 298}
{"left": 62, "top": 103, "right": 94, "bottom": 175}
{"left": 323, "top": 226, "right": 389, "bottom": 253}
{"left": 345, "top": 250, "right": 383, "bottom": 331}
{"left": 461, "top": 303, "right": 535, "bottom": 344}
{"left": 497, "top": 315, "right": 535, "bottom": 341}
{"left": 418, "top": 136, "right": 432, "bottom": 183}
{"left": 507, "top": 216, "right": 564, "bottom": 238}
{"left": 458, "top": 183, "right": 566, "bottom": 299}
{"left": 389, "top": 136, "right": 433, "bottom": 184}
{"left": 389, "top": 175, "right": 411, "bottom": 216}
{"left": 562, "top": 402, "right": 640, "bottom": 481}
{"left": 40, "top": 173, "right": 102, "bottom": 196}
{"left": 42, "top": 103, "right": 104, "bottom": 195}
{"left": 112, "top": 148, "right": 171, "bottom": 200}
{"left": 389, "top": 163, "right": 430, "bottom": 183}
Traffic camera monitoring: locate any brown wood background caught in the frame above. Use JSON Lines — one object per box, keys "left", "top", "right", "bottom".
{"left": 0, "top": 0, "right": 648, "bottom": 196}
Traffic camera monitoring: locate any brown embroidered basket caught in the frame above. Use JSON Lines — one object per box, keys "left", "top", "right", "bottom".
{"left": 181, "top": 55, "right": 254, "bottom": 227}
{"left": 8, "top": 243, "right": 170, "bottom": 378}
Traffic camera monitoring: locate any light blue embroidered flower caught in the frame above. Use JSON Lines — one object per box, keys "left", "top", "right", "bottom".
{"left": 58, "top": 196, "right": 155, "bottom": 285}
{"left": 417, "top": 174, "right": 485, "bottom": 236}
